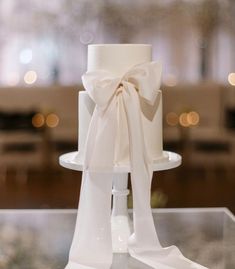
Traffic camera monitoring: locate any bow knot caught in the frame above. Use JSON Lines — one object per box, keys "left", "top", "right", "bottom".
{"left": 116, "top": 85, "right": 124, "bottom": 96}
{"left": 82, "top": 61, "right": 162, "bottom": 112}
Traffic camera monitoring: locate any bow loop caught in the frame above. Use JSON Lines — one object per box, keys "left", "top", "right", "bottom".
{"left": 82, "top": 61, "right": 162, "bottom": 109}
{"left": 124, "top": 61, "right": 162, "bottom": 105}
{"left": 82, "top": 70, "right": 121, "bottom": 110}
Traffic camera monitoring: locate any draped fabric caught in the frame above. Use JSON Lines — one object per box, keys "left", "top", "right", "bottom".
{"left": 65, "top": 62, "right": 208, "bottom": 269}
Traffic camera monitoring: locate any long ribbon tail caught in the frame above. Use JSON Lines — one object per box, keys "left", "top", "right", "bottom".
{"left": 122, "top": 85, "right": 161, "bottom": 250}
{"left": 65, "top": 100, "right": 117, "bottom": 269}
{"left": 123, "top": 86, "right": 208, "bottom": 269}
{"left": 66, "top": 171, "right": 113, "bottom": 269}
{"left": 84, "top": 99, "right": 117, "bottom": 172}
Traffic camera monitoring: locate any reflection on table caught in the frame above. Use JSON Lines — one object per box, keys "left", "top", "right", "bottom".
{"left": 0, "top": 208, "right": 234, "bottom": 269}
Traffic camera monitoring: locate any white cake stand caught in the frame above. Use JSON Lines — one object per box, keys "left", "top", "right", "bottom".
{"left": 59, "top": 150, "right": 181, "bottom": 253}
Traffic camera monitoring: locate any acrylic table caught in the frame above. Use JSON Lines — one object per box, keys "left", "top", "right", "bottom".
{"left": 0, "top": 208, "right": 234, "bottom": 269}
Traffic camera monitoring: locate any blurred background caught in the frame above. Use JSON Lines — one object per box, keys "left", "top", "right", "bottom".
{"left": 0, "top": 0, "right": 234, "bottom": 212}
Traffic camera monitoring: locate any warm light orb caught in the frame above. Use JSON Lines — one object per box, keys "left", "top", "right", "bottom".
{"left": 187, "top": 111, "right": 200, "bottom": 126}
{"left": 228, "top": 73, "right": 235, "bottom": 86}
{"left": 179, "top": 112, "right": 190, "bottom": 127}
{"left": 46, "top": 113, "right": 59, "bottom": 128}
{"left": 24, "top": 70, "right": 37, "bottom": 85}
{"left": 32, "top": 113, "right": 45, "bottom": 128}
{"left": 166, "top": 112, "right": 178, "bottom": 126}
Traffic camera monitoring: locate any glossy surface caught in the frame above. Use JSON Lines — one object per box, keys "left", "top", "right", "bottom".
{"left": 59, "top": 151, "right": 181, "bottom": 172}
{"left": 0, "top": 208, "right": 234, "bottom": 269}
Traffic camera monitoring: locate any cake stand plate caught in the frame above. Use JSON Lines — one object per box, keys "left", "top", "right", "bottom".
{"left": 59, "top": 151, "right": 181, "bottom": 173}
{"left": 59, "top": 151, "right": 181, "bottom": 253}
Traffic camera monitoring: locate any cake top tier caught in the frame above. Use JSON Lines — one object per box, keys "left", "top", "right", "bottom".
{"left": 87, "top": 44, "right": 152, "bottom": 76}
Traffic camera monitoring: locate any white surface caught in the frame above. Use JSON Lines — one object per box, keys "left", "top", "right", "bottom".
{"left": 78, "top": 92, "right": 95, "bottom": 155}
{"left": 59, "top": 151, "right": 181, "bottom": 173}
{"left": 87, "top": 44, "right": 152, "bottom": 77}
{"left": 111, "top": 173, "right": 131, "bottom": 253}
{"left": 111, "top": 215, "right": 132, "bottom": 253}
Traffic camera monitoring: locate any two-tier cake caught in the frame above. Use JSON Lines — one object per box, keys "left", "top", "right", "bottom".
{"left": 76, "top": 44, "right": 165, "bottom": 166}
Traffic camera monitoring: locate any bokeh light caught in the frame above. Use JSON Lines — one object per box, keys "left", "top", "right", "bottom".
{"left": 187, "top": 111, "right": 200, "bottom": 126}
{"left": 32, "top": 113, "right": 45, "bottom": 128}
{"left": 228, "top": 73, "right": 235, "bottom": 86}
{"left": 179, "top": 112, "right": 190, "bottom": 127}
{"left": 166, "top": 112, "right": 178, "bottom": 126}
{"left": 24, "top": 70, "right": 37, "bottom": 85}
{"left": 46, "top": 113, "right": 59, "bottom": 128}
{"left": 19, "top": 49, "right": 32, "bottom": 64}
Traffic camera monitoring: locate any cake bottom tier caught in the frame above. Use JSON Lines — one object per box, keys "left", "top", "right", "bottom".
{"left": 77, "top": 91, "right": 163, "bottom": 163}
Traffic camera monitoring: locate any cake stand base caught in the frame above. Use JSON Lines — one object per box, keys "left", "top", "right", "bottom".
{"left": 59, "top": 151, "right": 181, "bottom": 253}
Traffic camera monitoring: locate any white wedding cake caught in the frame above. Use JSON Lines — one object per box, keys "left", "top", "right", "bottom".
{"left": 76, "top": 44, "right": 165, "bottom": 165}
{"left": 64, "top": 44, "right": 208, "bottom": 269}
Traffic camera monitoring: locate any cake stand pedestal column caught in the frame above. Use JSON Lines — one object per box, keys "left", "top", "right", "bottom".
{"left": 59, "top": 151, "right": 181, "bottom": 254}
{"left": 111, "top": 173, "right": 131, "bottom": 253}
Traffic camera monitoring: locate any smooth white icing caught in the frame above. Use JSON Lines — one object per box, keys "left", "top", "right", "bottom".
{"left": 77, "top": 44, "right": 163, "bottom": 163}
{"left": 87, "top": 44, "right": 152, "bottom": 77}
{"left": 78, "top": 92, "right": 95, "bottom": 156}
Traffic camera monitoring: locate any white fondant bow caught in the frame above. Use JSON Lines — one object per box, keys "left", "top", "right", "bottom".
{"left": 82, "top": 61, "right": 162, "bottom": 172}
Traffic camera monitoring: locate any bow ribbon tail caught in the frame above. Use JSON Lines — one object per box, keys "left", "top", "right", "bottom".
{"left": 67, "top": 98, "right": 118, "bottom": 268}
{"left": 122, "top": 83, "right": 162, "bottom": 249}
{"left": 83, "top": 106, "right": 99, "bottom": 170}
{"left": 83, "top": 98, "right": 118, "bottom": 172}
